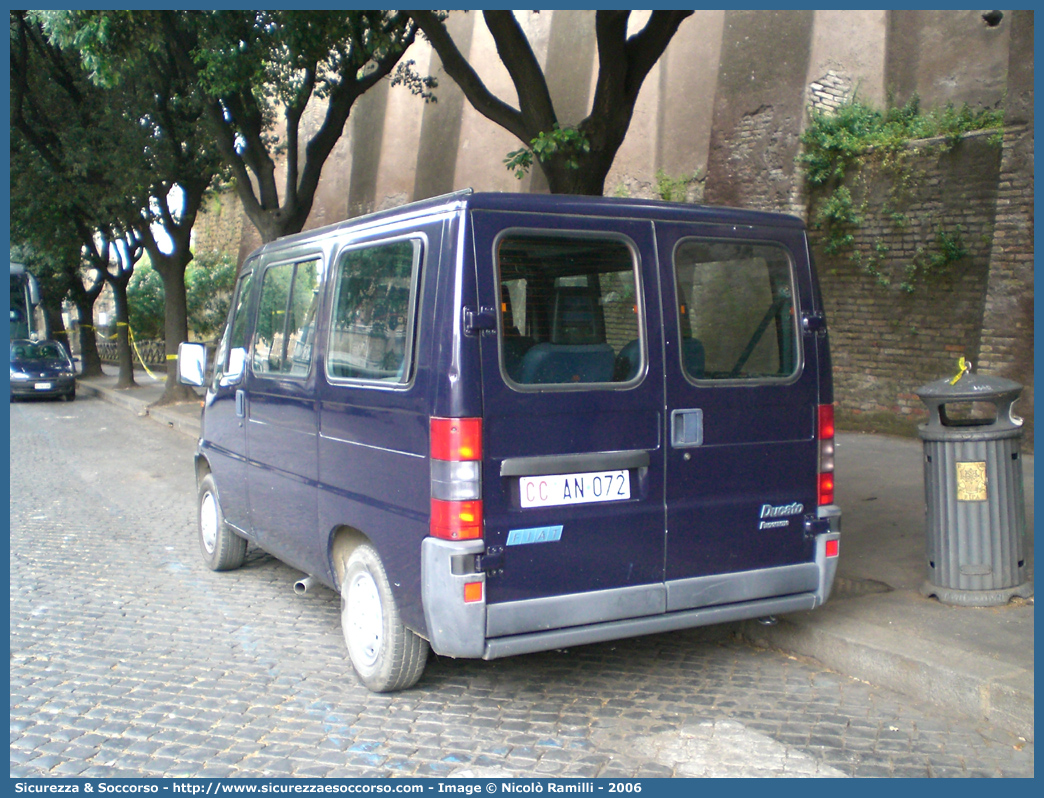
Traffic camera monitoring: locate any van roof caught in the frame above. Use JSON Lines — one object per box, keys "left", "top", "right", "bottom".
{"left": 466, "top": 191, "right": 806, "bottom": 228}
{"left": 249, "top": 189, "right": 805, "bottom": 258}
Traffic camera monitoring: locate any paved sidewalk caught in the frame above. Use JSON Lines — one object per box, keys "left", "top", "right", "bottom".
{"left": 76, "top": 365, "right": 1035, "bottom": 741}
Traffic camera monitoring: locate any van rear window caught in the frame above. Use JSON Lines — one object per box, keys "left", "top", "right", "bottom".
{"left": 673, "top": 240, "right": 798, "bottom": 381}
{"left": 496, "top": 234, "right": 641, "bottom": 387}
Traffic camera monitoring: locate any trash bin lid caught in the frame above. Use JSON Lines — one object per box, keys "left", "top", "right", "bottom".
{"left": 915, "top": 372, "right": 1022, "bottom": 403}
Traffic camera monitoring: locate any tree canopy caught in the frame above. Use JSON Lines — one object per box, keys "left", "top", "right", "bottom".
{"left": 10, "top": 10, "right": 152, "bottom": 379}
{"left": 46, "top": 10, "right": 429, "bottom": 243}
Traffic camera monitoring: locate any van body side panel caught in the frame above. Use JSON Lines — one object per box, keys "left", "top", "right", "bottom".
{"left": 317, "top": 404, "right": 429, "bottom": 611}
{"left": 806, "top": 242, "right": 835, "bottom": 407}
{"left": 471, "top": 210, "right": 667, "bottom": 615}
{"left": 316, "top": 219, "right": 446, "bottom": 633}
{"left": 431, "top": 210, "right": 484, "bottom": 422}
{"left": 246, "top": 377, "right": 320, "bottom": 571}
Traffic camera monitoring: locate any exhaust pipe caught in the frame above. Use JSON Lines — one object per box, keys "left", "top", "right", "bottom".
{"left": 294, "top": 575, "right": 318, "bottom": 596}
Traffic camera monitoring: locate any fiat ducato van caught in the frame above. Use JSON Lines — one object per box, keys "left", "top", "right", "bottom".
{"left": 179, "top": 190, "right": 842, "bottom": 692}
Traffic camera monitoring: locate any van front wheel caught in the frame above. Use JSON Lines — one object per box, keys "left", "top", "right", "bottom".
{"left": 341, "top": 544, "right": 428, "bottom": 692}
{"left": 198, "top": 473, "right": 247, "bottom": 571}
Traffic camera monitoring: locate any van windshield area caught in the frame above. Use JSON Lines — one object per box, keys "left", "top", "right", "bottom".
{"left": 496, "top": 235, "right": 641, "bottom": 387}
{"left": 674, "top": 240, "right": 798, "bottom": 381}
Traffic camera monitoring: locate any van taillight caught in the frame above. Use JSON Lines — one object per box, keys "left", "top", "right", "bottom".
{"left": 430, "top": 417, "right": 483, "bottom": 461}
{"left": 818, "top": 404, "right": 835, "bottom": 506}
{"left": 430, "top": 418, "right": 483, "bottom": 540}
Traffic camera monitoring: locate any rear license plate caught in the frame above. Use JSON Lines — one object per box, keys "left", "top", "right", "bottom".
{"left": 35, "top": 382, "right": 52, "bottom": 390}
{"left": 519, "top": 470, "right": 630, "bottom": 508}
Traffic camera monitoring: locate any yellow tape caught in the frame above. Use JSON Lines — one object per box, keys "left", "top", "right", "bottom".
{"left": 126, "top": 324, "right": 160, "bottom": 381}
{"left": 949, "top": 356, "right": 971, "bottom": 385}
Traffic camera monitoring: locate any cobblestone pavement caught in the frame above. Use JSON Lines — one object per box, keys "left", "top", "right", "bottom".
{"left": 10, "top": 397, "right": 1034, "bottom": 778}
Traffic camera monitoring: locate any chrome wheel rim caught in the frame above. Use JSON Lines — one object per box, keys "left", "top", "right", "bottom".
{"left": 200, "top": 491, "right": 218, "bottom": 554}
{"left": 345, "top": 571, "right": 382, "bottom": 668}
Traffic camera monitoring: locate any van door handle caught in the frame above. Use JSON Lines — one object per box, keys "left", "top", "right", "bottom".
{"left": 235, "top": 389, "right": 246, "bottom": 419}
{"left": 671, "top": 408, "right": 703, "bottom": 448}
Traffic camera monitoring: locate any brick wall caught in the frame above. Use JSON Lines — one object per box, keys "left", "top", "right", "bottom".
{"left": 976, "top": 123, "right": 1034, "bottom": 445}
{"left": 811, "top": 130, "right": 1037, "bottom": 443}
{"left": 808, "top": 71, "right": 853, "bottom": 115}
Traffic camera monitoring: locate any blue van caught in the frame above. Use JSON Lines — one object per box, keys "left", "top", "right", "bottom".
{"left": 179, "top": 190, "right": 841, "bottom": 692}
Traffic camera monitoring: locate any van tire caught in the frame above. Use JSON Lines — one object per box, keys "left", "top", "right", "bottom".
{"left": 198, "top": 473, "right": 247, "bottom": 571}
{"left": 341, "top": 543, "right": 428, "bottom": 692}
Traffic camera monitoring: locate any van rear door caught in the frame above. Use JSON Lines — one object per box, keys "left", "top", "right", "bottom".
{"left": 471, "top": 211, "right": 667, "bottom": 637}
{"left": 655, "top": 223, "right": 820, "bottom": 610}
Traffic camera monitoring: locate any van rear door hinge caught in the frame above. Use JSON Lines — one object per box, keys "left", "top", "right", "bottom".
{"left": 475, "top": 545, "right": 505, "bottom": 575}
{"left": 804, "top": 514, "right": 831, "bottom": 539}
{"left": 464, "top": 306, "right": 498, "bottom": 336}
{"left": 801, "top": 312, "right": 826, "bottom": 334}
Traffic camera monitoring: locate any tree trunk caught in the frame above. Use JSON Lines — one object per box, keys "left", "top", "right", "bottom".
{"left": 65, "top": 268, "right": 104, "bottom": 378}
{"left": 141, "top": 180, "right": 208, "bottom": 406}
{"left": 541, "top": 148, "right": 619, "bottom": 196}
{"left": 150, "top": 256, "right": 197, "bottom": 405}
{"left": 109, "top": 275, "right": 138, "bottom": 390}
{"left": 71, "top": 295, "right": 103, "bottom": 378}
{"left": 43, "top": 302, "right": 69, "bottom": 356}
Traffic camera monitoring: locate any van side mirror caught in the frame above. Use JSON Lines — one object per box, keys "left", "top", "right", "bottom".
{"left": 222, "top": 347, "right": 247, "bottom": 386}
{"left": 178, "top": 342, "right": 208, "bottom": 387}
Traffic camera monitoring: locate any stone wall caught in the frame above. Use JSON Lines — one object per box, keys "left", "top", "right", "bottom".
{"left": 703, "top": 10, "right": 813, "bottom": 214}
{"left": 976, "top": 11, "right": 1035, "bottom": 445}
{"left": 813, "top": 133, "right": 1002, "bottom": 431}
{"left": 976, "top": 124, "right": 1035, "bottom": 443}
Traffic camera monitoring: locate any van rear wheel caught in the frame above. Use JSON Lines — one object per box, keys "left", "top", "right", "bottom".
{"left": 198, "top": 473, "right": 247, "bottom": 571}
{"left": 341, "top": 543, "right": 428, "bottom": 692}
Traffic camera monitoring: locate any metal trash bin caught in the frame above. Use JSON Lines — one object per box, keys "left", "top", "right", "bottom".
{"left": 915, "top": 369, "right": 1033, "bottom": 606}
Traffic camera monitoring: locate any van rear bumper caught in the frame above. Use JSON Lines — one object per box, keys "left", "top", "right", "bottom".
{"left": 482, "top": 592, "right": 818, "bottom": 660}
{"left": 422, "top": 517, "right": 841, "bottom": 660}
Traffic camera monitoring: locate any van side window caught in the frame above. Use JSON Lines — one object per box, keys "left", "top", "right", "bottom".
{"left": 252, "top": 259, "right": 321, "bottom": 377}
{"left": 327, "top": 239, "right": 420, "bottom": 383}
{"left": 497, "top": 234, "right": 641, "bottom": 387}
{"left": 674, "top": 240, "right": 798, "bottom": 381}
{"left": 211, "top": 270, "right": 255, "bottom": 388}
{"left": 228, "top": 272, "right": 255, "bottom": 354}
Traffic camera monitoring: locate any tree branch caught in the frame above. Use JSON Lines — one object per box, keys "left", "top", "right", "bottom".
{"left": 293, "top": 14, "right": 419, "bottom": 227}
{"left": 482, "top": 11, "right": 557, "bottom": 133}
{"left": 408, "top": 10, "right": 528, "bottom": 142}
{"left": 622, "top": 11, "right": 693, "bottom": 97}
{"left": 587, "top": 11, "right": 692, "bottom": 141}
